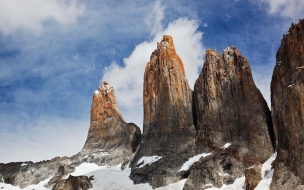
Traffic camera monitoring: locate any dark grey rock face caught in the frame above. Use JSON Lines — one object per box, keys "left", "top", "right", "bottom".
{"left": 183, "top": 149, "right": 244, "bottom": 190}
{"left": 184, "top": 47, "right": 274, "bottom": 189}
{"left": 129, "top": 35, "right": 196, "bottom": 188}
{"left": 0, "top": 157, "right": 65, "bottom": 188}
{"left": 270, "top": 19, "right": 304, "bottom": 190}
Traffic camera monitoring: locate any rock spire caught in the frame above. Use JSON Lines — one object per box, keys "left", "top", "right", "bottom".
{"left": 130, "top": 35, "right": 196, "bottom": 188}
{"left": 80, "top": 81, "right": 142, "bottom": 165}
{"left": 184, "top": 46, "right": 275, "bottom": 189}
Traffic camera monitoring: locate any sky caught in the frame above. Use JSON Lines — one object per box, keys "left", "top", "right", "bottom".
{"left": 0, "top": 0, "right": 303, "bottom": 163}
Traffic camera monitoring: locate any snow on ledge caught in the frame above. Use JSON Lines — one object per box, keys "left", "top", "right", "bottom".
{"left": 255, "top": 152, "right": 277, "bottom": 190}
{"left": 178, "top": 153, "right": 211, "bottom": 172}
{"left": 221, "top": 143, "right": 231, "bottom": 149}
{"left": 136, "top": 156, "right": 162, "bottom": 169}
{"left": 71, "top": 163, "right": 107, "bottom": 176}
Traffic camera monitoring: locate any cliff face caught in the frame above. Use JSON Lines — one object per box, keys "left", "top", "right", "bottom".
{"left": 194, "top": 47, "right": 274, "bottom": 159}
{"left": 270, "top": 19, "right": 304, "bottom": 190}
{"left": 184, "top": 47, "right": 275, "bottom": 189}
{"left": 79, "top": 81, "right": 141, "bottom": 165}
{"left": 130, "top": 35, "right": 196, "bottom": 188}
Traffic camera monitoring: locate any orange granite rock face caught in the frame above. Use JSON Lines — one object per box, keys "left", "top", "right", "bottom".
{"left": 80, "top": 81, "right": 141, "bottom": 165}
{"left": 85, "top": 81, "right": 124, "bottom": 145}
{"left": 130, "top": 35, "right": 196, "bottom": 188}
{"left": 270, "top": 19, "right": 304, "bottom": 190}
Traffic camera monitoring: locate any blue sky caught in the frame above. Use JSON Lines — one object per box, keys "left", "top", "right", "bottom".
{"left": 0, "top": 0, "right": 303, "bottom": 163}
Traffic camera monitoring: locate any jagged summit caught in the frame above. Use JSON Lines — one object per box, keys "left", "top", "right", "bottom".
{"left": 150, "top": 35, "right": 185, "bottom": 74}
{"left": 92, "top": 81, "right": 123, "bottom": 122}
{"left": 184, "top": 46, "right": 274, "bottom": 189}
{"left": 80, "top": 81, "right": 141, "bottom": 165}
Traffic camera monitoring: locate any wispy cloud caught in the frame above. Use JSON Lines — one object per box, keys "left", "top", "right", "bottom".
{"left": 258, "top": 0, "right": 304, "bottom": 20}
{"left": 145, "top": 0, "right": 164, "bottom": 36}
{"left": 0, "top": 0, "right": 84, "bottom": 35}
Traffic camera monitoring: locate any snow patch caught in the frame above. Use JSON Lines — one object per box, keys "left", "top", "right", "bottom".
{"left": 136, "top": 156, "right": 162, "bottom": 168}
{"left": 21, "top": 163, "right": 27, "bottom": 167}
{"left": 81, "top": 155, "right": 88, "bottom": 160}
{"left": 224, "top": 46, "right": 232, "bottom": 52}
{"left": 296, "top": 66, "right": 304, "bottom": 69}
{"left": 288, "top": 85, "right": 293, "bottom": 88}
{"left": 218, "top": 171, "right": 230, "bottom": 177}
{"left": 100, "top": 83, "right": 113, "bottom": 93}
{"left": 94, "top": 90, "right": 99, "bottom": 95}
{"left": 255, "top": 152, "right": 277, "bottom": 190}
{"left": 221, "top": 143, "right": 231, "bottom": 149}
{"left": 178, "top": 153, "right": 211, "bottom": 172}
{"left": 0, "top": 176, "right": 53, "bottom": 190}
{"left": 71, "top": 163, "right": 106, "bottom": 176}
{"left": 92, "top": 151, "right": 109, "bottom": 156}
{"left": 70, "top": 163, "right": 153, "bottom": 190}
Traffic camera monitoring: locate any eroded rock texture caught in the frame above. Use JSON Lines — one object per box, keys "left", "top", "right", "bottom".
{"left": 270, "top": 19, "right": 304, "bottom": 190}
{"left": 52, "top": 175, "right": 93, "bottom": 190}
{"left": 184, "top": 47, "right": 275, "bottom": 189}
{"left": 79, "top": 81, "right": 141, "bottom": 166}
{"left": 245, "top": 162, "right": 262, "bottom": 190}
{"left": 130, "top": 35, "right": 196, "bottom": 188}
{"left": 0, "top": 157, "right": 65, "bottom": 188}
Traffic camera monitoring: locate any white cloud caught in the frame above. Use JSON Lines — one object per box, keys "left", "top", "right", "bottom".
{"left": 0, "top": 0, "right": 84, "bottom": 35}
{"left": 145, "top": 0, "right": 164, "bottom": 36}
{"left": 260, "top": 0, "right": 304, "bottom": 20}
{"left": 101, "top": 1, "right": 205, "bottom": 129}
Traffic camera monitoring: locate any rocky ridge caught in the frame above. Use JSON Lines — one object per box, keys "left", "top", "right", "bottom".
{"left": 270, "top": 19, "right": 304, "bottom": 189}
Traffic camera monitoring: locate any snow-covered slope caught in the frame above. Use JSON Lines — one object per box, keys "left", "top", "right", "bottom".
{"left": 0, "top": 153, "right": 277, "bottom": 190}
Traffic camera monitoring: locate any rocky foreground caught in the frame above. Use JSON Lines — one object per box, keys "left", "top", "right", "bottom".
{"left": 1, "top": 19, "right": 304, "bottom": 190}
